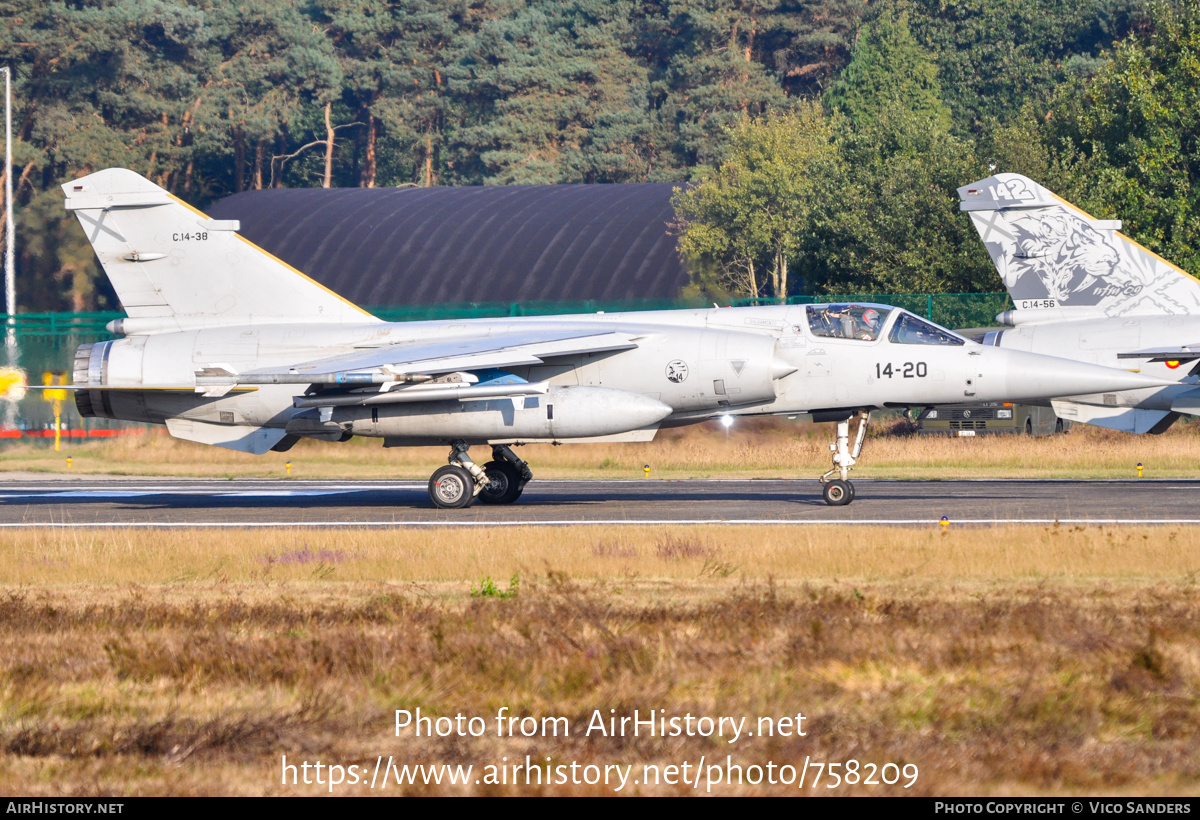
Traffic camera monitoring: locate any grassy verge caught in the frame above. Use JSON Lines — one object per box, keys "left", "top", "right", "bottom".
{"left": 2, "top": 525, "right": 1199, "bottom": 795}
{"left": 4, "top": 416, "right": 1200, "bottom": 479}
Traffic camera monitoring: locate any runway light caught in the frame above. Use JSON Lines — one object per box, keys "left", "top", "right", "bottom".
{"left": 720, "top": 414, "right": 734, "bottom": 429}
{"left": 1137, "top": 462, "right": 1143, "bottom": 479}
{"left": 286, "top": 461, "right": 292, "bottom": 476}
{"left": 643, "top": 464, "right": 651, "bottom": 478}
{"left": 66, "top": 456, "right": 72, "bottom": 470}
{"left": 939, "top": 516, "right": 949, "bottom": 531}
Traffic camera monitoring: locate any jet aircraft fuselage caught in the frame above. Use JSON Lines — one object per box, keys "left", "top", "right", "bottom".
{"left": 76, "top": 303, "right": 1163, "bottom": 451}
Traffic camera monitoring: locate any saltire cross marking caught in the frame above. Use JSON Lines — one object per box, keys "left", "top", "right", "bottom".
{"left": 76, "top": 210, "right": 126, "bottom": 243}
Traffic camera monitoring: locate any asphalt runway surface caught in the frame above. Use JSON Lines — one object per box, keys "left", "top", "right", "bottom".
{"left": 0, "top": 477, "right": 1196, "bottom": 526}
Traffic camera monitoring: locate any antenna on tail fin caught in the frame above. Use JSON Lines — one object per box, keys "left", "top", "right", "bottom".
{"left": 959, "top": 173, "right": 1200, "bottom": 322}
{"left": 63, "top": 168, "right": 378, "bottom": 334}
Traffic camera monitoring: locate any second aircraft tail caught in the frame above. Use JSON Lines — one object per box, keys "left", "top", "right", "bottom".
{"left": 959, "top": 173, "right": 1200, "bottom": 322}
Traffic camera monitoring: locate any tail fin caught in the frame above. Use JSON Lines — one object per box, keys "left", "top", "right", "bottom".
{"left": 64, "top": 168, "right": 377, "bottom": 333}
{"left": 959, "top": 173, "right": 1200, "bottom": 322}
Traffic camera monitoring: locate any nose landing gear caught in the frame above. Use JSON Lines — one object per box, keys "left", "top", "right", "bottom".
{"left": 819, "top": 411, "right": 869, "bottom": 506}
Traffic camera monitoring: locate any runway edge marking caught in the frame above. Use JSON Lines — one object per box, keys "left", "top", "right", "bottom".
{"left": 4, "top": 519, "right": 1200, "bottom": 528}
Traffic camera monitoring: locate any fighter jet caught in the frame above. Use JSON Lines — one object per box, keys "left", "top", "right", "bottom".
{"left": 51, "top": 169, "right": 1169, "bottom": 506}
{"left": 961, "top": 173, "right": 1200, "bottom": 434}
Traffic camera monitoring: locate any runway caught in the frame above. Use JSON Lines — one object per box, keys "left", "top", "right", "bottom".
{"left": 0, "top": 477, "right": 1197, "bottom": 526}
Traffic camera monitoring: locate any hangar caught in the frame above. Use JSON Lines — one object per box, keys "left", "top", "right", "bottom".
{"left": 206, "top": 183, "right": 688, "bottom": 308}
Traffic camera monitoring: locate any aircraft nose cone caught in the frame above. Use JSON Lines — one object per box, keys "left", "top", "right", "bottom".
{"left": 987, "top": 349, "right": 1170, "bottom": 402}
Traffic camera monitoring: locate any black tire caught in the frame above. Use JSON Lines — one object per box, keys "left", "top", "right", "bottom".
{"left": 822, "top": 479, "right": 853, "bottom": 506}
{"left": 478, "top": 460, "right": 523, "bottom": 505}
{"left": 1054, "top": 418, "right": 1064, "bottom": 434}
{"left": 1025, "top": 418, "right": 1034, "bottom": 436}
{"left": 428, "top": 465, "right": 476, "bottom": 509}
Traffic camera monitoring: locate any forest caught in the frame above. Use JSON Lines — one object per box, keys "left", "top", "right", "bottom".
{"left": 0, "top": 0, "right": 1192, "bottom": 310}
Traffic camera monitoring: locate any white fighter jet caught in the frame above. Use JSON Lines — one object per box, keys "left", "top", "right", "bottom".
{"left": 53, "top": 169, "right": 1169, "bottom": 506}
{"left": 961, "top": 173, "right": 1200, "bottom": 434}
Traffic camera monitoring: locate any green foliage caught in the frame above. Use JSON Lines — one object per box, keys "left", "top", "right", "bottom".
{"left": 820, "top": 10, "right": 994, "bottom": 293}
{"left": 448, "top": 0, "right": 654, "bottom": 184}
{"left": 673, "top": 104, "right": 843, "bottom": 300}
{"left": 903, "top": 0, "right": 1149, "bottom": 133}
{"left": 471, "top": 573, "right": 521, "bottom": 599}
{"left": 825, "top": 7, "right": 951, "bottom": 132}
{"left": 1040, "top": 0, "right": 1200, "bottom": 274}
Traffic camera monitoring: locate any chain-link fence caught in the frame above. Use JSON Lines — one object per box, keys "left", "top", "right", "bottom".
{"left": 0, "top": 293, "right": 1013, "bottom": 438}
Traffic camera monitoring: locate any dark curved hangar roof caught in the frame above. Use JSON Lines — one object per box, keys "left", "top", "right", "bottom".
{"left": 206, "top": 183, "right": 687, "bottom": 308}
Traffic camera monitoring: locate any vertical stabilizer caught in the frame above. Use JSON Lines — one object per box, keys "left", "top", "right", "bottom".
{"left": 960, "top": 174, "right": 1200, "bottom": 320}
{"left": 63, "top": 168, "right": 377, "bottom": 331}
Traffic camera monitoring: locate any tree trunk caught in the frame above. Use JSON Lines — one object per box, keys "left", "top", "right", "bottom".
{"left": 274, "top": 132, "right": 287, "bottom": 188}
{"left": 362, "top": 113, "right": 377, "bottom": 188}
{"left": 424, "top": 132, "right": 435, "bottom": 187}
{"left": 323, "top": 101, "right": 334, "bottom": 188}
{"left": 253, "top": 140, "right": 266, "bottom": 189}
{"left": 233, "top": 126, "right": 245, "bottom": 193}
{"left": 773, "top": 250, "right": 789, "bottom": 304}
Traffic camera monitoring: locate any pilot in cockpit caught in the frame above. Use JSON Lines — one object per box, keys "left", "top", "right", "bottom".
{"left": 857, "top": 308, "right": 881, "bottom": 341}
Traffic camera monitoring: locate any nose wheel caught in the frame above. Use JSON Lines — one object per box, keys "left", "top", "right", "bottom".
{"left": 822, "top": 479, "right": 854, "bottom": 506}
{"left": 819, "top": 411, "right": 869, "bottom": 506}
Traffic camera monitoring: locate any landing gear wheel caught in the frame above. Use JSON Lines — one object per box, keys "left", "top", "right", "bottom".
{"left": 822, "top": 479, "right": 854, "bottom": 506}
{"left": 478, "top": 460, "right": 523, "bottom": 505}
{"left": 428, "top": 465, "right": 475, "bottom": 509}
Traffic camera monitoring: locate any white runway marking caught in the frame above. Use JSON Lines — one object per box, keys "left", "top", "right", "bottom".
{"left": 0, "top": 489, "right": 363, "bottom": 500}
{"left": 2, "top": 519, "right": 1200, "bottom": 528}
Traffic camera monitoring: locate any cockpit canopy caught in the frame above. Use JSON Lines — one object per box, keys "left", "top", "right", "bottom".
{"left": 806, "top": 304, "right": 966, "bottom": 346}
{"left": 807, "top": 304, "right": 890, "bottom": 341}
{"left": 888, "top": 312, "right": 965, "bottom": 346}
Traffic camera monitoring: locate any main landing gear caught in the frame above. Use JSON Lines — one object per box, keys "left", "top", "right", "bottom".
{"left": 427, "top": 441, "right": 533, "bottom": 509}
{"left": 819, "top": 411, "right": 869, "bottom": 507}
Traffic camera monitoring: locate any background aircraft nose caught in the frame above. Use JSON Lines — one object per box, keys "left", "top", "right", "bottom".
{"left": 981, "top": 348, "right": 1170, "bottom": 402}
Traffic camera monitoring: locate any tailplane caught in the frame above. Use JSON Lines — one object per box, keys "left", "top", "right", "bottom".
{"left": 959, "top": 174, "right": 1200, "bottom": 322}
{"left": 64, "top": 169, "right": 377, "bottom": 333}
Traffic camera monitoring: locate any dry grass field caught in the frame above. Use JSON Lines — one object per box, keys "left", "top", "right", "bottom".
{"left": 2, "top": 525, "right": 1200, "bottom": 796}
{"left": 5, "top": 414, "right": 1200, "bottom": 479}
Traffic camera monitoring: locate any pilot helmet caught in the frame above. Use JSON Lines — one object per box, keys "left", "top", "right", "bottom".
{"left": 862, "top": 308, "right": 880, "bottom": 329}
